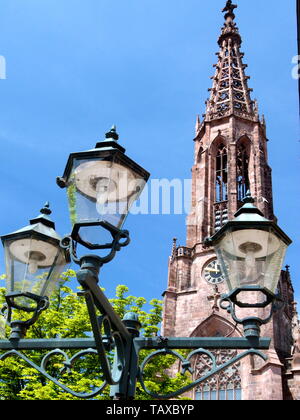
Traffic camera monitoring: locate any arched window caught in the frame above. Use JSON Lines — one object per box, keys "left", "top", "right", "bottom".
{"left": 215, "top": 144, "right": 228, "bottom": 203}
{"left": 191, "top": 317, "right": 242, "bottom": 400}
{"left": 194, "top": 349, "right": 242, "bottom": 401}
{"left": 237, "top": 143, "right": 250, "bottom": 202}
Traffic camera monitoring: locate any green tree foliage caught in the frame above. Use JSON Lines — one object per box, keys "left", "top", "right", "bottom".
{"left": 0, "top": 270, "right": 191, "bottom": 400}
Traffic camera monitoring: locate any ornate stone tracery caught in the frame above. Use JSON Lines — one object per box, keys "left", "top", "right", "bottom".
{"left": 194, "top": 349, "right": 242, "bottom": 400}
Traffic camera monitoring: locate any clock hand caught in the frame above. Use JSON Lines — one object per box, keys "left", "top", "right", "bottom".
{"left": 206, "top": 268, "right": 221, "bottom": 273}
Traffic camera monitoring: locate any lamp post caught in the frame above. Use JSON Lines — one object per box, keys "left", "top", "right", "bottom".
{"left": 0, "top": 129, "right": 292, "bottom": 400}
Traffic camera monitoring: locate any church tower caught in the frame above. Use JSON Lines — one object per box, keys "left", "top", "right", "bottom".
{"left": 162, "top": 2, "right": 298, "bottom": 400}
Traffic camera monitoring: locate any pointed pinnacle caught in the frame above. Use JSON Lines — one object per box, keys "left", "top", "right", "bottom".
{"left": 195, "top": 115, "right": 201, "bottom": 135}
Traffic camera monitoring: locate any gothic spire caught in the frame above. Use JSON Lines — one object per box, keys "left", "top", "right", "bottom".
{"left": 204, "top": 1, "right": 257, "bottom": 122}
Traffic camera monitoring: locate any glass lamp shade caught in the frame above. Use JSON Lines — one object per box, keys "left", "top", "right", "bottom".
{"left": 214, "top": 227, "right": 288, "bottom": 293}
{"left": 208, "top": 193, "right": 292, "bottom": 295}
{"left": 57, "top": 127, "right": 150, "bottom": 249}
{"left": 1, "top": 205, "right": 70, "bottom": 310}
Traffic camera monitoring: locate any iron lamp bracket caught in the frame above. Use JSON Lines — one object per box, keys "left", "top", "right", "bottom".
{"left": 2, "top": 292, "right": 49, "bottom": 340}
{"left": 220, "top": 286, "right": 278, "bottom": 309}
{"left": 61, "top": 223, "right": 130, "bottom": 266}
{"left": 219, "top": 286, "right": 283, "bottom": 338}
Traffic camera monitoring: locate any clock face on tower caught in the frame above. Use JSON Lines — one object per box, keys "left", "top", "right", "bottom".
{"left": 203, "top": 259, "right": 225, "bottom": 285}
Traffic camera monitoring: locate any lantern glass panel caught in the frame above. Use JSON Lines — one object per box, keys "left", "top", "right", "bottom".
{"left": 3, "top": 235, "right": 67, "bottom": 309}
{"left": 214, "top": 227, "right": 288, "bottom": 293}
{"left": 66, "top": 156, "right": 146, "bottom": 231}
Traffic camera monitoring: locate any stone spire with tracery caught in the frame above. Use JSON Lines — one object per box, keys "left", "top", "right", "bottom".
{"left": 205, "top": 1, "right": 257, "bottom": 122}
{"left": 162, "top": 1, "right": 297, "bottom": 400}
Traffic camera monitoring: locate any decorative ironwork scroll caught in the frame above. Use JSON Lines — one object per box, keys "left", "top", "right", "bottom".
{"left": 137, "top": 347, "right": 267, "bottom": 400}
{"left": 0, "top": 348, "right": 106, "bottom": 399}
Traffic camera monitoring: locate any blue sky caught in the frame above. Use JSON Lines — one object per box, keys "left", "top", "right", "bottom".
{"left": 0, "top": 0, "right": 299, "bottom": 308}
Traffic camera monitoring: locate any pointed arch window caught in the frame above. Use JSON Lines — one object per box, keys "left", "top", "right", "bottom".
{"left": 215, "top": 143, "right": 228, "bottom": 203}
{"left": 237, "top": 143, "right": 250, "bottom": 202}
{"left": 194, "top": 349, "right": 242, "bottom": 401}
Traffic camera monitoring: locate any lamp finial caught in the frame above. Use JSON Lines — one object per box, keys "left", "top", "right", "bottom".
{"left": 40, "top": 202, "right": 52, "bottom": 216}
{"left": 243, "top": 191, "right": 255, "bottom": 204}
{"left": 105, "top": 125, "right": 119, "bottom": 141}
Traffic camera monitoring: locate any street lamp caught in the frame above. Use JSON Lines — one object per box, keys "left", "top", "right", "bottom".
{"left": 205, "top": 191, "right": 292, "bottom": 338}
{"left": 0, "top": 130, "right": 292, "bottom": 400}
{"left": 0, "top": 203, "right": 70, "bottom": 340}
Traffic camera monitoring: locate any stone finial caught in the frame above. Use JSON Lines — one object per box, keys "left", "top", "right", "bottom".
{"left": 222, "top": 0, "right": 237, "bottom": 20}
{"left": 253, "top": 99, "right": 259, "bottom": 115}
